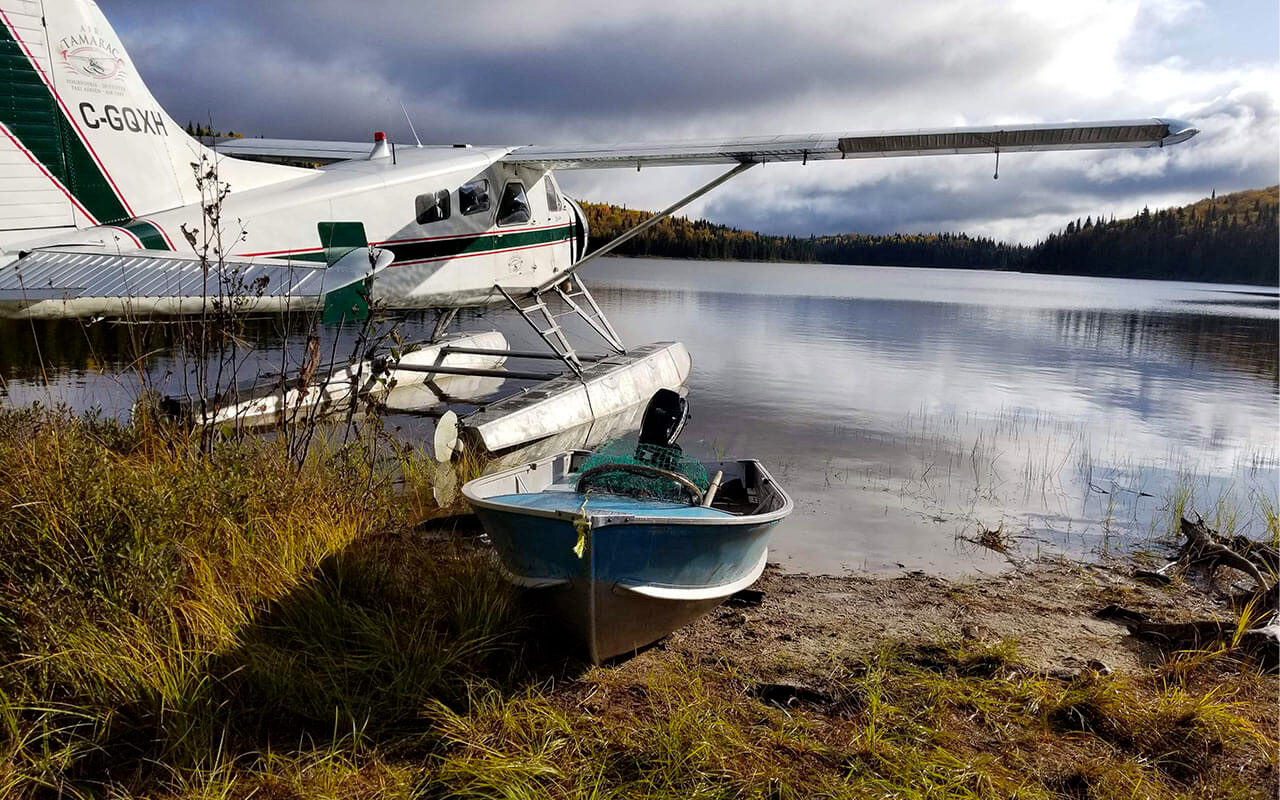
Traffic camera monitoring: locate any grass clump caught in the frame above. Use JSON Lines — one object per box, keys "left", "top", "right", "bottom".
{"left": 422, "top": 662, "right": 848, "bottom": 799}
{"left": 1044, "top": 673, "right": 1266, "bottom": 781}
{"left": 738, "top": 638, "right": 1277, "bottom": 799}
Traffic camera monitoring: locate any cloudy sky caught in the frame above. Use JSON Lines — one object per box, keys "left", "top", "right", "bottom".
{"left": 103, "top": 0, "right": 1277, "bottom": 244}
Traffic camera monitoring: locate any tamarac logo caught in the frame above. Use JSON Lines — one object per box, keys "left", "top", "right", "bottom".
{"left": 58, "top": 27, "right": 127, "bottom": 81}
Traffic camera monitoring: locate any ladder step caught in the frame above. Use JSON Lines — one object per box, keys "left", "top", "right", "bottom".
{"left": 495, "top": 277, "right": 617, "bottom": 375}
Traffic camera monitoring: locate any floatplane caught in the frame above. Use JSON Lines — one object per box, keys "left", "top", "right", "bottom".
{"left": 0, "top": 0, "right": 1198, "bottom": 460}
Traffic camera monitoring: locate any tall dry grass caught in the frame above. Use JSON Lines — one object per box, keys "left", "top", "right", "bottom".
{"left": 0, "top": 406, "right": 523, "bottom": 797}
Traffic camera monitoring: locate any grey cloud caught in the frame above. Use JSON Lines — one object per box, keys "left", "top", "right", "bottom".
{"left": 704, "top": 148, "right": 1274, "bottom": 241}
{"left": 105, "top": 0, "right": 1055, "bottom": 140}
{"left": 98, "top": 0, "right": 1278, "bottom": 243}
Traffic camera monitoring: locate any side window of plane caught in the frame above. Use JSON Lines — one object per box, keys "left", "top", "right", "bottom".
{"left": 459, "top": 179, "right": 490, "bottom": 216}
{"left": 415, "top": 189, "right": 450, "bottom": 225}
{"left": 545, "top": 178, "right": 562, "bottom": 213}
{"left": 497, "top": 181, "right": 531, "bottom": 226}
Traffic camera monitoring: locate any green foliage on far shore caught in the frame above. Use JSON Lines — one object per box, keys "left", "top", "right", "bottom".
{"left": 583, "top": 186, "right": 1279, "bottom": 285}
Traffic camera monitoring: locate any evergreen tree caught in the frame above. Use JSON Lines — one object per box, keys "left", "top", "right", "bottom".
{"left": 580, "top": 186, "right": 1278, "bottom": 285}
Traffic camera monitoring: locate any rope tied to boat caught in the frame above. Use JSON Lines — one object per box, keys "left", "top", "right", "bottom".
{"left": 572, "top": 495, "right": 591, "bottom": 559}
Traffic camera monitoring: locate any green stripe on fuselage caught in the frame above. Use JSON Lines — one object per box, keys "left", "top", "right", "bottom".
{"left": 121, "top": 220, "right": 170, "bottom": 250}
{"left": 382, "top": 225, "right": 573, "bottom": 263}
{"left": 0, "top": 22, "right": 130, "bottom": 224}
{"left": 258, "top": 225, "right": 574, "bottom": 266}
{"left": 284, "top": 251, "right": 328, "bottom": 263}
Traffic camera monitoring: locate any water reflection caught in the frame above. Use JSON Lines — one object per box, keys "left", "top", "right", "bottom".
{"left": 1, "top": 258, "right": 1276, "bottom": 575}
{"left": 1049, "top": 309, "right": 1278, "bottom": 385}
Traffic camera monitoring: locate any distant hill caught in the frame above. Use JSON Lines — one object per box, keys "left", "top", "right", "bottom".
{"left": 1022, "top": 187, "right": 1277, "bottom": 285}
{"left": 581, "top": 187, "right": 1279, "bottom": 285}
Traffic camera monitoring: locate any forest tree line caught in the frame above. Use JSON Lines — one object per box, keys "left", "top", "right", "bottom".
{"left": 581, "top": 187, "right": 1278, "bottom": 285}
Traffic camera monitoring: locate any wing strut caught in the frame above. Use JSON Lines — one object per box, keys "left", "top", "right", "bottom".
{"left": 497, "top": 160, "right": 757, "bottom": 374}
{"left": 531, "top": 160, "right": 758, "bottom": 295}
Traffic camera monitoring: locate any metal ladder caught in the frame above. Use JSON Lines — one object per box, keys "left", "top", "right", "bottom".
{"left": 553, "top": 278, "right": 625, "bottom": 355}
{"left": 497, "top": 278, "right": 625, "bottom": 376}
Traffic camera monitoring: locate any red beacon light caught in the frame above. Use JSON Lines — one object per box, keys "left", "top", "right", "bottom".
{"left": 368, "top": 130, "right": 392, "bottom": 160}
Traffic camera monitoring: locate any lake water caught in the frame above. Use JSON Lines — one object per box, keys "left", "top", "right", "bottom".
{"left": 2, "top": 258, "right": 1276, "bottom": 575}
{"left": 585, "top": 259, "right": 1279, "bottom": 573}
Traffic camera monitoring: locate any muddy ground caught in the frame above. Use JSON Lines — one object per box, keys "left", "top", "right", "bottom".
{"left": 650, "top": 557, "right": 1243, "bottom": 677}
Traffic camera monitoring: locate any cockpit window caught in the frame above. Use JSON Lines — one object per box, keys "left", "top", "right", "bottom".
{"left": 544, "top": 178, "right": 562, "bottom": 213}
{"left": 459, "top": 179, "right": 490, "bottom": 216}
{"left": 415, "top": 189, "right": 450, "bottom": 225}
{"left": 496, "top": 181, "right": 531, "bottom": 226}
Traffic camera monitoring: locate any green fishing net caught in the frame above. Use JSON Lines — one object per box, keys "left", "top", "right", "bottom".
{"left": 574, "top": 439, "right": 710, "bottom": 502}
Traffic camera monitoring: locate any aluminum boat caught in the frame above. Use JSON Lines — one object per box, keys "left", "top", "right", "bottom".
{"left": 462, "top": 437, "right": 792, "bottom": 663}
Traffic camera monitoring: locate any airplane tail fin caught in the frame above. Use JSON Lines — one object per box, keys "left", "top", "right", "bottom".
{"left": 0, "top": 0, "right": 307, "bottom": 234}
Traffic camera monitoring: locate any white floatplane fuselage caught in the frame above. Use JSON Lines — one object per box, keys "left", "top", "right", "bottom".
{"left": 2, "top": 142, "right": 587, "bottom": 315}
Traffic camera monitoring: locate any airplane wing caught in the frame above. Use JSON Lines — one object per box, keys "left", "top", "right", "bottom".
{"left": 204, "top": 119, "right": 1197, "bottom": 169}
{"left": 503, "top": 118, "right": 1198, "bottom": 169}
{"left": 0, "top": 246, "right": 391, "bottom": 321}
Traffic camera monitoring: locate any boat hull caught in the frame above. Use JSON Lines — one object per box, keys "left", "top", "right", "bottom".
{"left": 537, "top": 548, "right": 768, "bottom": 664}
{"left": 465, "top": 452, "right": 792, "bottom": 663}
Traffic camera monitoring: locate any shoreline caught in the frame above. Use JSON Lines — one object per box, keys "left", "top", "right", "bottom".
{"left": 638, "top": 554, "right": 1254, "bottom": 677}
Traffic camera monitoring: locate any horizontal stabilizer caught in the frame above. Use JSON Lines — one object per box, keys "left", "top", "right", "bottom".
{"left": 209, "top": 138, "right": 480, "bottom": 165}
{"left": 0, "top": 245, "right": 391, "bottom": 319}
{"left": 503, "top": 118, "right": 1198, "bottom": 169}
{"left": 210, "top": 137, "right": 378, "bottom": 165}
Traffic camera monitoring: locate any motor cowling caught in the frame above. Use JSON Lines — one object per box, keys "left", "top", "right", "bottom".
{"left": 637, "top": 388, "right": 689, "bottom": 449}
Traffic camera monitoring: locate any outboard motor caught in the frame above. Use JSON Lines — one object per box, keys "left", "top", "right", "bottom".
{"left": 575, "top": 389, "right": 702, "bottom": 502}
{"left": 637, "top": 388, "right": 689, "bottom": 450}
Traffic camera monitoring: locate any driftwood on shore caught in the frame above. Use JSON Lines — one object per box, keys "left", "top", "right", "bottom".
{"left": 1176, "top": 516, "right": 1274, "bottom": 600}
{"left": 1104, "top": 517, "right": 1278, "bottom": 671}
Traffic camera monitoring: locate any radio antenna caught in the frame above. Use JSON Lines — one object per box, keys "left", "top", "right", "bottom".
{"left": 401, "top": 102, "right": 423, "bottom": 148}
